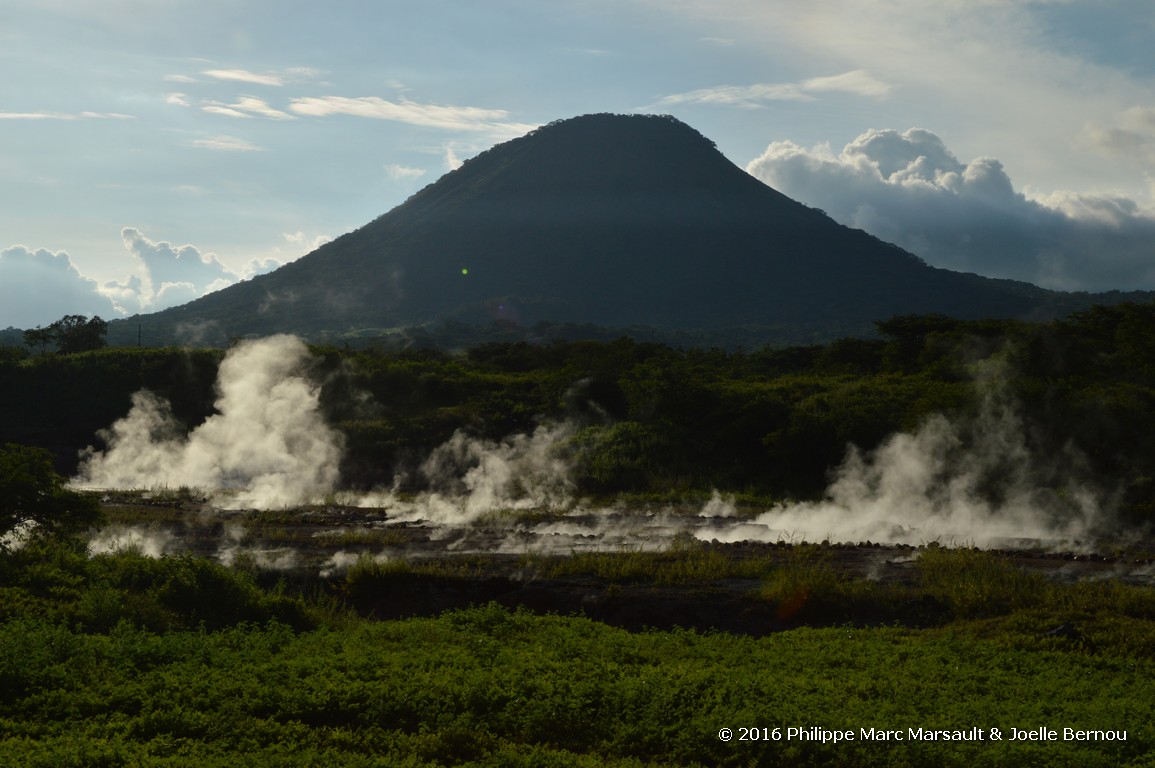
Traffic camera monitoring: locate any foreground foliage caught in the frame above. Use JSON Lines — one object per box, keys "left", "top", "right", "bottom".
{"left": 1, "top": 540, "right": 1154, "bottom": 766}
{"left": 0, "top": 444, "right": 102, "bottom": 551}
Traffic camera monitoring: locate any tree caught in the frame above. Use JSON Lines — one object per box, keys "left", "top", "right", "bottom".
{"left": 22, "top": 326, "right": 55, "bottom": 355}
{"left": 53, "top": 314, "right": 109, "bottom": 354}
{"left": 22, "top": 314, "right": 108, "bottom": 355}
{"left": 0, "top": 443, "right": 102, "bottom": 550}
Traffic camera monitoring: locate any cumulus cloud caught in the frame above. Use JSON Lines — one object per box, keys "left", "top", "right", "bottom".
{"left": 1084, "top": 106, "right": 1155, "bottom": 164}
{"left": 281, "top": 231, "right": 329, "bottom": 253}
{"left": 747, "top": 127, "right": 1155, "bottom": 290}
{"left": 114, "top": 228, "right": 238, "bottom": 311}
{"left": 101, "top": 229, "right": 286, "bottom": 317}
{"left": 0, "top": 229, "right": 303, "bottom": 328}
{"left": 656, "top": 69, "right": 891, "bottom": 108}
{"left": 0, "top": 245, "right": 120, "bottom": 328}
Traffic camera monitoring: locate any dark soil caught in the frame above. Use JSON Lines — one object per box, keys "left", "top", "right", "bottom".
{"left": 92, "top": 499, "right": 1155, "bottom": 637}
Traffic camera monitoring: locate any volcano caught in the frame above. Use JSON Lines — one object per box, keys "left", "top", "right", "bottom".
{"left": 110, "top": 113, "right": 1127, "bottom": 346}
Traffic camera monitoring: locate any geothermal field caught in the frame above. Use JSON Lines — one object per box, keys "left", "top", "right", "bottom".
{"left": 70, "top": 336, "right": 1155, "bottom": 593}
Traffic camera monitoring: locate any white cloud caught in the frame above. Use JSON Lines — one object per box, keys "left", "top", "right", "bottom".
{"left": 165, "top": 92, "right": 190, "bottom": 107}
{"left": 0, "top": 228, "right": 310, "bottom": 328}
{"left": 0, "top": 111, "right": 134, "bottom": 120}
{"left": 190, "top": 135, "right": 264, "bottom": 151}
{"left": 118, "top": 227, "right": 239, "bottom": 310}
{"left": 747, "top": 127, "right": 1155, "bottom": 290}
{"left": 288, "top": 95, "right": 536, "bottom": 137}
{"left": 384, "top": 163, "right": 426, "bottom": 181}
{"left": 1084, "top": 106, "right": 1155, "bottom": 163}
{"left": 202, "top": 68, "right": 285, "bottom": 87}
{"left": 281, "top": 230, "right": 329, "bottom": 253}
{"left": 639, "top": 0, "right": 1155, "bottom": 199}
{"left": 444, "top": 144, "right": 463, "bottom": 171}
{"left": 802, "top": 70, "right": 892, "bottom": 98}
{"left": 282, "top": 66, "right": 324, "bottom": 82}
{"left": 202, "top": 96, "right": 295, "bottom": 120}
{"left": 657, "top": 69, "right": 891, "bottom": 109}
{"left": 244, "top": 257, "right": 283, "bottom": 277}
{"left": 0, "top": 245, "right": 120, "bottom": 328}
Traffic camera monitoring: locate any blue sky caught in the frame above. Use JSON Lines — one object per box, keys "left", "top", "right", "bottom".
{"left": 3, "top": 0, "right": 1155, "bottom": 328}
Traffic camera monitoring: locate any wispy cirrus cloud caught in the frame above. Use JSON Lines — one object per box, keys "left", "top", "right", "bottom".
{"left": 288, "top": 95, "right": 536, "bottom": 136}
{"left": 202, "top": 96, "right": 295, "bottom": 120}
{"left": 190, "top": 135, "right": 265, "bottom": 152}
{"left": 655, "top": 69, "right": 891, "bottom": 108}
{"left": 0, "top": 111, "right": 134, "bottom": 120}
{"left": 199, "top": 67, "right": 323, "bottom": 88}
{"left": 202, "top": 68, "right": 286, "bottom": 87}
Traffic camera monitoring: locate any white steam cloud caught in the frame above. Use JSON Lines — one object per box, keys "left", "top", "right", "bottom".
{"left": 75, "top": 335, "right": 343, "bottom": 509}
{"left": 74, "top": 341, "right": 1116, "bottom": 562}
{"left": 352, "top": 423, "right": 576, "bottom": 525}
{"left": 695, "top": 371, "right": 1107, "bottom": 549}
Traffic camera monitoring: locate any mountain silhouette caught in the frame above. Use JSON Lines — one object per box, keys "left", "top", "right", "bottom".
{"left": 110, "top": 113, "right": 1140, "bottom": 347}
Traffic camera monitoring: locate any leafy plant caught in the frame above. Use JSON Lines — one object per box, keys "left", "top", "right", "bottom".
{"left": 0, "top": 443, "right": 102, "bottom": 550}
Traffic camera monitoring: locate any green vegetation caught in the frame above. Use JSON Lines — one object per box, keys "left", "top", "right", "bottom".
{"left": 3, "top": 303, "right": 1155, "bottom": 762}
{"left": 5, "top": 304, "right": 1155, "bottom": 528}
{"left": 0, "top": 443, "right": 102, "bottom": 551}
{"left": 1, "top": 538, "right": 1153, "bottom": 766}
{"left": 23, "top": 313, "right": 109, "bottom": 355}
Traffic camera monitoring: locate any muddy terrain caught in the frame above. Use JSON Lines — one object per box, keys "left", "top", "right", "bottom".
{"left": 90, "top": 497, "right": 1155, "bottom": 635}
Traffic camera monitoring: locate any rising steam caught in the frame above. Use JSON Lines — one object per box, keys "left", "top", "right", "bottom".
{"left": 74, "top": 339, "right": 1118, "bottom": 563}
{"left": 75, "top": 335, "right": 343, "bottom": 509}
{"left": 349, "top": 423, "right": 576, "bottom": 524}
{"left": 695, "top": 371, "right": 1109, "bottom": 549}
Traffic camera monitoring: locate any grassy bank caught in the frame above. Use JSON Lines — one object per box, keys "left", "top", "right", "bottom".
{"left": 2, "top": 538, "right": 1154, "bottom": 766}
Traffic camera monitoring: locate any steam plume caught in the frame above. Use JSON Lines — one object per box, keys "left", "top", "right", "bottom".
{"left": 696, "top": 374, "right": 1108, "bottom": 549}
{"left": 352, "top": 423, "right": 576, "bottom": 524}
{"left": 75, "top": 335, "right": 343, "bottom": 509}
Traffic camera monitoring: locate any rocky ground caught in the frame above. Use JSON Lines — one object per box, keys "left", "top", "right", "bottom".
{"left": 89, "top": 497, "right": 1155, "bottom": 635}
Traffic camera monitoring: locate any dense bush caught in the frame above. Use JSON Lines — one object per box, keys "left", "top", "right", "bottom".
{"left": 4, "top": 304, "right": 1155, "bottom": 519}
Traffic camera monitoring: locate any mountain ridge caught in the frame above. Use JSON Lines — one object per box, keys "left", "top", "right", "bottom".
{"left": 107, "top": 113, "right": 1151, "bottom": 347}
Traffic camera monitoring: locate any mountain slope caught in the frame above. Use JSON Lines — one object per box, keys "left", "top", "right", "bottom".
{"left": 109, "top": 113, "right": 1137, "bottom": 347}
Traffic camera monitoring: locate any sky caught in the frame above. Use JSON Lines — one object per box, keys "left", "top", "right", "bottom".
{"left": 3, "top": 0, "right": 1155, "bottom": 329}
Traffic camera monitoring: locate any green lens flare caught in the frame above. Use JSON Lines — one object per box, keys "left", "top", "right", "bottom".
{"left": 461, "top": 268, "right": 469, "bottom": 275}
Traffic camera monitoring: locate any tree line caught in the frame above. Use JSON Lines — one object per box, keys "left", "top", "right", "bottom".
{"left": 2, "top": 304, "right": 1155, "bottom": 528}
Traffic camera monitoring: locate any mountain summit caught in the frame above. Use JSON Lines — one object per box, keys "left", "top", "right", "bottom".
{"left": 114, "top": 113, "right": 1117, "bottom": 346}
